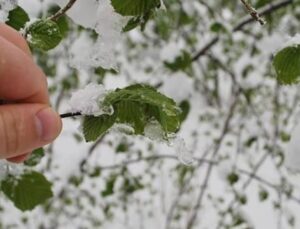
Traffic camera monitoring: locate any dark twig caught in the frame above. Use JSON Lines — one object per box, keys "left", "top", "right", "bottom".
{"left": 240, "top": 0, "right": 266, "bottom": 25}
{"left": 60, "top": 112, "right": 82, "bottom": 119}
{"left": 49, "top": 0, "right": 78, "bottom": 21}
{"left": 192, "top": 0, "right": 293, "bottom": 61}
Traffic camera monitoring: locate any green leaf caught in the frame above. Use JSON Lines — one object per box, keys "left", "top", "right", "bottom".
{"left": 47, "top": 5, "right": 69, "bottom": 37}
{"left": 82, "top": 84, "right": 181, "bottom": 142}
{"left": 24, "top": 148, "right": 45, "bottom": 167}
{"left": 105, "top": 84, "right": 181, "bottom": 134}
{"left": 123, "top": 17, "right": 142, "bottom": 32}
{"left": 26, "top": 19, "right": 62, "bottom": 51}
{"left": 116, "top": 142, "right": 129, "bottom": 153}
{"left": 114, "top": 101, "right": 147, "bottom": 134}
{"left": 6, "top": 6, "right": 30, "bottom": 31}
{"left": 179, "top": 100, "right": 190, "bottom": 122}
{"left": 101, "top": 175, "right": 117, "bottom": 197}
{"left": 123, "top": 177, "right": 144, "bottom": 194}
{"left": 227, "top": 172, "right": 239, "bottom": 185}
{"left": 273, "top": 45, "right": 300, "bottom": 85}
{"left": 210, "top": 22, "right": 226, "bottom": 33}
{"left": 83, "top": 115, "right": 116, "bottom": 142}
{"left": 164, "top": 51, "right": 193, "bottom": 73}
{"left": 259, "top": 189, "right": 269, "bottom": 201}
{"left": 280, "top": 131, "right": 291, "bottom": 142}
{"left": 1, "top": 171, "right": 53, "bottom": 211}
{"left": 111, "top": 0, "right": 161, "bottom": 16}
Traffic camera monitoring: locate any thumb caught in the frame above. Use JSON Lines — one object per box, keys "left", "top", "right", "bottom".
{"left": 0, "top": 104, "right": 62, "bottom": 159}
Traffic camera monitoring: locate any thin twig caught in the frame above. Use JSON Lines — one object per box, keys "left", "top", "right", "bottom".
{"left": 80, "top": 136, "right": 105, "bottom": 173}
{"left": 186, "top": 96, "right": 239, "bottom": 229}
{"left": 49, "top": 0, "right": 78, "bottom": 21}
{"left": 60, "top": 112, "right": 82, "bottom": 119}
{"left": 192, "top": 0, "right": 293, "bottom": 61}
{"left": 238, "top": 168, "right": 300, "bottom": 204}
{"left": 89, "top": 155, "right": 216, "bottom": 172}
{"left": 165, "top": 176, "right": 194, "bottom": 229}
{"left": 240, "top": 0, "right": 266, "bottom": 25}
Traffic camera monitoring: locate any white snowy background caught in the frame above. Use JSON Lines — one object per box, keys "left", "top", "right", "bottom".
{"left": 1, "top": 0, "right": 300, "bottom": 228}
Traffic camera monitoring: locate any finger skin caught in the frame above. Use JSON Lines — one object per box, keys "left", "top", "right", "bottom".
{"left": 0, "top": 104, "right": 62, "bottom": 159}
{"left": 0, "top": 24, "right": 62, "bottom": 161}
{"left": 7, "top": 153, "right": 29, "bottom": 163}
{"left": 0, "top": 23, "right": 31, "bottom": 56}
{"left": 0, "top": 36, "right": 49, "bottom": 103}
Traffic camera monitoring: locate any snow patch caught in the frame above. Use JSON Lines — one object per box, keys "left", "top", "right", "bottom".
{"left": 275, "top": 34, "right": 300, "bottom": 54}
{"left": 0, "top": 0, "right": 17, "bottom": 22}
{"left": 285, "top": 122, "right": 300, "bottom": 172}
{"left": 0, "top": 160, "right": 23, "bottom": 181}
{"left": 57, "top": 0, "right": 128, "bottom": 70}
{"left": 56, "top": 0, "right": 98, "bottom": 29}
{"left": 69, "top": 83, "right": 113, "bottom": 116}
{"left": 169, "top": 136, "right": 195, "bottom": 166}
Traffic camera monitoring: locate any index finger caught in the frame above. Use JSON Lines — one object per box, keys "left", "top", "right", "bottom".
{"left": 0, "top": 36, "right": 49, "bottom": 103}
{"left": 0, "top": 23, "right": 31, "bottom": 56}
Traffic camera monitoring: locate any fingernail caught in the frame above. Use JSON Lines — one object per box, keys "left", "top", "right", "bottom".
{"left": 35, "top": 107, "right": 61, "bottom": 142}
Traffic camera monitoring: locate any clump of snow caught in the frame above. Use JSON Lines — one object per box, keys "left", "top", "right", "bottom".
{"left": 57, "top": 0, "right": 128, "bottom": 70}
{"left": 56, "top": 0, "right": 98, "bottom": 29}
{"left": 276, "top": 34, "right": 300, "bottom": 54}
{"left": 111, "top": 123, "right": 135, "bottom": 135}
{"left": 144, "top": 119, "right": 165, "bottom": 141}
{"left": 160, "top": 41, "right": 185, "bottom": 62}
{"left": 20, "top": 18, "right": 40, "bottom": 40}
{"left": 285, "top": 122, "right": 300, "bottom": 172}
{"left": 169, "top": 137, "right": 195, "bottom": 166}
{"left": 0, "top": 0, "right": 17, "bottom": 22}
{"left": 69, "top": 83, "right": 113, "bottom": 116}
{"left": 284, "top": 34, "right": 300, "bottom": 47}
{"left": 0, "top": 160, "right": 23, "bottom": 181}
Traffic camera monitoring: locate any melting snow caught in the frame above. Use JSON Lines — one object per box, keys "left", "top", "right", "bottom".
{"left": 69, "top": 83, "right": 113, "bottom": 116}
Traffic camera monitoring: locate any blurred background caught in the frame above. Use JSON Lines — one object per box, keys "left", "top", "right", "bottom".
{"left": 1, "top": 0, "right": 300, "bottom": 228}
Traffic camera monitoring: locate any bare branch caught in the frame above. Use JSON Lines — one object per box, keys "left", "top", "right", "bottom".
{"left": 95, "top": 155, "right": 216, "bottom": 171}
{"left": 49, "top": 0, "right": 78, "bottom": 21}
{"left": 186, "top": 96, "right": 239, "bottom": 229}
{"left": 239, "top": 0, "right": 266, "bottom": 25}
{"left": 192, "top": 0, "right": 293, "bottom": 61}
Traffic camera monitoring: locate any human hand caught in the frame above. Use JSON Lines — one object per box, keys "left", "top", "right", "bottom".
{"left": 0, "top": 24, "right": 62, "bottom": 163}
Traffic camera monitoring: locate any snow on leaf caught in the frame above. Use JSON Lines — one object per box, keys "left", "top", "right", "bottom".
{"left": 70, "top": 83, "right": 113, "bottom": 117}
{"left": 104, "top": 84, "right": 181, "bottom": 134}
{"left": 81, "top": 84, "right": 182, "bottom": 142}
{"left": 60, "top": 0, "right": 128, "bottom": 70}
{"left": 24, "top": 148, "right": 45, "bottom": 167}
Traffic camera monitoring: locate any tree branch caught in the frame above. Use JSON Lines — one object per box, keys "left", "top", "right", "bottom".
{"left": 186, "top": 96, "right": 239, "bottom": 229}
{"left": 60, "top": 112, "right": 82, "bottom": 119}
{"left": 87, "top": 155, "right": 216, "bottom": 172}
{"left": 49, "top": 0, "right": 78, "bottom": 21}
{"left": 192, "top": 0, "right": 293, "bottom": 61}
{"left": 239, "top": 0, "right": 266, "bottom": 25}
